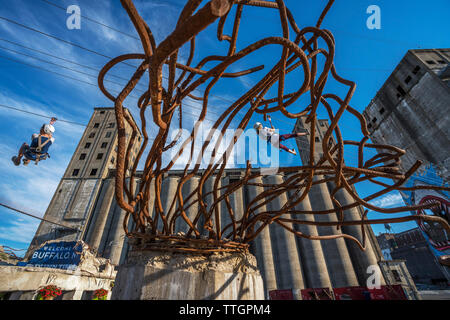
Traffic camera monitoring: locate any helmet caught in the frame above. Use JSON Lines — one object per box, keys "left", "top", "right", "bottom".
{"left": 43, "top": 124, "right": 55, "bottom": 135}
{"left": 253, "top": 122, "right": 262, "bottom": 130}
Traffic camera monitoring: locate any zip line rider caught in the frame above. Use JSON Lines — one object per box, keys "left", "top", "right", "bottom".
{"left": 12, "top": 117, "right": 57, "bottom": 166}
{"left": 253, "top": 115, "right": 308, "bottom": 155}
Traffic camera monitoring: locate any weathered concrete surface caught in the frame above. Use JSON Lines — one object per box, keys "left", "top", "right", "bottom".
{"left": 0, "top": 240, "right": 116, "bottom": 300}
{"left": 363, "top": 49, "right": 450, "bottom": 181}
{"left": 111, "top": 250, "right": 264, "bottom": 300}
{"left": 0, "top": 265, "right": 115, "bottom": 300}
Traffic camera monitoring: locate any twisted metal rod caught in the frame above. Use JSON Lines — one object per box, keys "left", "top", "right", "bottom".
{"left": 98, "top": 0, "right": 450, "bottom": 253}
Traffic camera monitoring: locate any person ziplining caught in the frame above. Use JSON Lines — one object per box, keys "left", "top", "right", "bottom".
{"left": 11, "top": 117, "right": 57, "bottom": 166}
{"left": 253, "top": 115, "right": 308, "bottom": 155}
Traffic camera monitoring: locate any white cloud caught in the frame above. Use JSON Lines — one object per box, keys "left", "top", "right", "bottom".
{"left": 0, "top": 216, "right": 38, "bottom": 244}
{"left": 368, "top": 192, "right": 404, "bottom": 208}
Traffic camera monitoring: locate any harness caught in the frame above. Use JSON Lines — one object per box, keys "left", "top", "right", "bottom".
{"left": 257, "top": 129, "right": 272, "bottom": 143}
{"left": 28, "top": 135, "right": 51, "bottom": 165}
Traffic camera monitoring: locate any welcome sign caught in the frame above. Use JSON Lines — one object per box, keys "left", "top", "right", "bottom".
{"left": 19, "top": 241, "right": 82, "bottom": 270}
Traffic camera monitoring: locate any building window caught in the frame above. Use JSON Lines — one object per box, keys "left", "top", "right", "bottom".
{"left": 96, "top": 153, "right": 104, "bottom": 160}
{"left": 315, "top": 137, "right": 320, "bottom": 142}
{"left": 391, "top": 269, "right": 402, "bottom": 282}
{"left": 72, "top": 169, "right": 79, "bottom": 176}
{"left": 107, "top": 122, "right": 115, "bottom": 128}
{"left": 111, "top": 156, "right": 115, "bottom": 164}
{"left": 79, "top": 153, "right": 86, "bottom": 160}
{"left": 88, "top": 132, "right": 95, "bottom": 138}
{"left": 101, "top": 142, "right": 108, "bottom": 148}
{"left": 93, "top": 123, "right": 100, "bottom": 128}
{"left": 372, "top": 117, "right": 377, "bottom": 123}
{"left": 438, "top": 60, "right": 446, "bottom": 64}
{"left": 84, "top": 143, "right": 91, "bottom": 149}
{"left": 105, "top": 131, "right": 112, "bottom": 138}
{"left": 114, "top": 146, "right": 118, "bottom": 152}
{"left": 367, "top": 123, "right": 372, "bottom": 129}
{"left": 379, "top": 108, "right": 385, "bottom": 114}
{"left": 81, "top": 291, "right": 95, "bottom": 300}
{"left": 90, "top": 169, "right": 98, "bottom": 176}
{"left": 100, "top": 110, "right": 105, "bottom": 114}
{"left": 404, "top": 76, "right": 412, "bottom": 84}
{"left": 138, "top": 136, "right": 141, "bottom": 142}
{"left": 396, "top": 85, "right": 406, "bottom": 97}
{"left": 426, "top": 60, "right": 436, "bottom": 65}
{"left": 412, "top": 66, "right": 420, "bottom": 74}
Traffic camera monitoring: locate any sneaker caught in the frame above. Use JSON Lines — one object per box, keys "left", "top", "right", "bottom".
{"left": 23, "top": 159, "right": 30, "bottom": 166}
{"left": 290, "top": 149, "right": 297, "bottom": 156}
{"left": 11, "top": 156, "right": 20, "bottom": 166}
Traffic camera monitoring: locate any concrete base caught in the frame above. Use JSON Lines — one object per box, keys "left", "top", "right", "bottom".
{"left": 0, "top": 265, "right": 115, "bottom": 300}
{"left": 111, "top": 250, "right": 265, "bottom": 300}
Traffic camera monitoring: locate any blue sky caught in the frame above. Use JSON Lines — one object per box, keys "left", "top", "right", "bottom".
{"left": 0, "top": 0, "right": 449, "bottom": 255}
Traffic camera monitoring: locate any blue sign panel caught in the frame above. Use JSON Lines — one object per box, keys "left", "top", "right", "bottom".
{"left": 19, "top": 241, "right": 82, "bottom": 270}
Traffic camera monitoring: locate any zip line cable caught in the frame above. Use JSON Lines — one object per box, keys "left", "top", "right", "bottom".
{"left": 0, "top": 37, "right": 150, "bottom": 90}
{"left": 0, "top": 54, "right": 102, "bottom": 89}
{"left": 0, "top": 16, "right": 117, "bottom": 61}
{"left": 0, "top": 41, "right": 234, "bottom": 120}
{"left": 0, "top": 54, "right": 159, "bottom": 103}
{"left": 0, "top": 202, "right": 81, "bottom": 231}
{"left": 0, "top": 53, "right": 224, "bottom": 121}
{"left": 40, "top": 0, "right": 423, "bottom": 56}
{"left": 0, "top": 14, "right": 363, "bottom": 135}
{"left": 0, "top": 103, "right": 86, "bottom": 126}
{"left": 0, "top": 14, "right": 388, "bottom": 126}
{"left": 38, "top": 0, "right": 142, "bottom": 41}
{"left": 0, "top": 16, "right": 244, "bottom": 112}
{"left": 0, "top": 45, "right": 148, "bottom": 95}
{"left": 0, "top": 53, "right": 361, "bottom": 155}
{"left": 0, "top": 40, "right": 230, "bottom": 120}
{"left": 0, "top": 15, "right": 369, "bottom": 143}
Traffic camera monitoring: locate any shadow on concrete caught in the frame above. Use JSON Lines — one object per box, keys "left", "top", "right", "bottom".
{"left": 118, "top": 251, "right": 258, "bottom": 300}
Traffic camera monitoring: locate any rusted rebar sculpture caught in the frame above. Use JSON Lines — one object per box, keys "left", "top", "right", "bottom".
{"left": 98, "top": 0, "right": 450, "bottom": 254}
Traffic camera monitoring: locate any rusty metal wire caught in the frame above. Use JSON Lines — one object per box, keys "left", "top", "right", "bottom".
{"left": 98, "top": 0, "right": 450, "bottom": 254}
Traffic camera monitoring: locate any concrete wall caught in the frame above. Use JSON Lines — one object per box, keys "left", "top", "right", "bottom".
{"left": 77, "top": 168, "right": 385, "bottom": 299}
{"left": 112, "top": 250, "right": 264, "bottom": 300}
{"left": 378, "top": 260, "right": 421, "bottom": 300}
{"left": 0, "top": 265, "right": 114, "bottom": 300}
{"left": 363, "top": 49, "right": 450, "bottom": 180}
{"left": 293, "top": 116, "right": 386, "bottom": 290}
{"left": 391, "top": 240, "right": 448, "bottom": 285}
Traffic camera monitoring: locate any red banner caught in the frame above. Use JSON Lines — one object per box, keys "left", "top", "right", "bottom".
{"left": 333, "top": 285, "right": 407, "bottom": 300}
{"left": 301, "top": 288, "right": 334, "bottom": 300}
{"left": 268, "top": 289, "right": 294, "bottom": 300}
{"left": 269, "top": 285, "right": 407, "bottom": 300}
